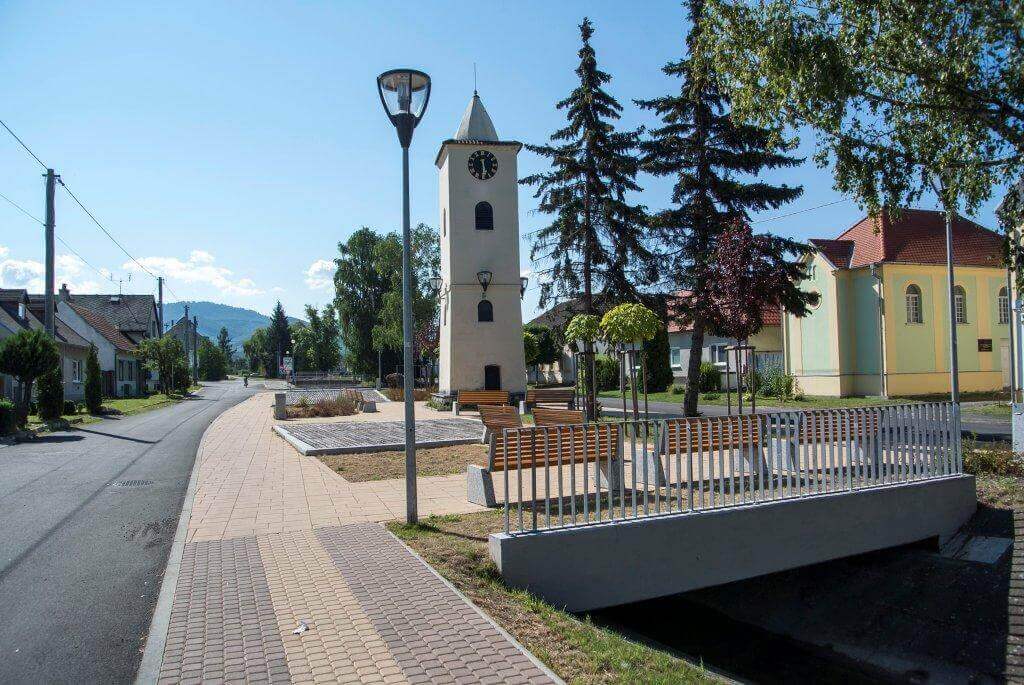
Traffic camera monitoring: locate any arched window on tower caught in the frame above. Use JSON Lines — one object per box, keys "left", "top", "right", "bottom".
{"left": 475, "top": 201, "right": 493, "bottom": 230}
{"left": 905, "top": 284, "right": 923, "bottom": 324}
{"left": 477, "top": 299, "right": 493, "bottom": 322}
{"left": 999, "top": 286, "right": 1010, "bottom": 325}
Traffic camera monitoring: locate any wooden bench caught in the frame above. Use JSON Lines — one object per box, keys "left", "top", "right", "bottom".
{"left": 467, "top": 406, "right": 624, "bottom": 507}
{"left": 532, "top": 407, "right": 584, "bottom": 426}
{"left": 522, "top": 387, "right": 576, "bottom": 412}
{"left": 770, "top": 410, "right": 883, "bottom": 469}
{"left": 658, "top": 415, "right": 768, "bottom": 482}
{"left": 453, "top": 389, "right": 510, "bottom": 415}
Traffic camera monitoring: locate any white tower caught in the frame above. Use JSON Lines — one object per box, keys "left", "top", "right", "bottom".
{"left": 437, "top": 93, "right": 527, "bottom": 396}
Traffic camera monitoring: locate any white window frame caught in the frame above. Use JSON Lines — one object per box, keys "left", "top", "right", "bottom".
{"left": 670, "top": 347, "right": 682, "bottom": 369}
{"left": 999, "top": 287, "right": 1010, "bottom": 325}
{"left": 905, "top": 285, "right": 923, "bottom": 324}
{"left": 954, "top": 286, "right": 967, "bottom": 325}
{"left": 709, "top": 343, "right": 728, "bottom": 365}
{"left": 72, "top": 359, "right": 82, "bottom": 382}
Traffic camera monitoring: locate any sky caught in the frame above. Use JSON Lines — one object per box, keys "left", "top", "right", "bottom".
{"left": 0, "top": 1, "right": 1013, "bottom": 322}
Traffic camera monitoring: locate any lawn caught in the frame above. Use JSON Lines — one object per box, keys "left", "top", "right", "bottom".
{"left": 26, "top": 387, "right": 201, "bottom": 430}
{"left": 961, "top": 402, "right": 1012, "bottom": 417}
{"left": 597, "top": 389, "right": 900, "bottom": 409}
{"left": 389, "top": 512, "right": 718, "bottom": 685}
{"left": 318, "top": 444, "right": 488, "bottom": 482}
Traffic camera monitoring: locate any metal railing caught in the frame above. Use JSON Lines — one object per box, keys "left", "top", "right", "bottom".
{"left": 500, "top": 403, "right": 962, "bottom": 535}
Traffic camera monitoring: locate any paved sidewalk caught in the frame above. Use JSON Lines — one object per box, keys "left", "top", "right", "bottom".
{"left": 149, "top": 395, "right": 557, "bottom": 684}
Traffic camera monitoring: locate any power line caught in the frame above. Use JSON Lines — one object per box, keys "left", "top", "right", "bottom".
{"left": 0, "top": 119, "right": 48, "bottom": 171}
{"left": 0, "top": 189, "right": 43, "bottom": 225}
{"left": 752, "top": 198, "right": 850, "bottom": 224}
{"left": 58, "top": 179, "right": 160, "bottom": 280}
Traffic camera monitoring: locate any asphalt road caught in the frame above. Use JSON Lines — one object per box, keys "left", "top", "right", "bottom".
{"left": 0, "top": 379, "right": 258, "bottom": 684}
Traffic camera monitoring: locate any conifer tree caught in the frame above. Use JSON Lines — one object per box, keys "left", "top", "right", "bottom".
{"left": 269, "top": 301, "right": 290, "bottom": 377}
{"left": 85, "top": 344, "right": 102, "bottom": 413}
{"left": 637, "top": 0, "right": 813, "bottom": 416}
{"left": 522, "top": 17, "right": 654, "bottom": 418}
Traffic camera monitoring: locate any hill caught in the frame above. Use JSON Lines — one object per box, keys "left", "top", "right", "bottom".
{"left": 161, "top": 301, "right": 304, "bottom": 349}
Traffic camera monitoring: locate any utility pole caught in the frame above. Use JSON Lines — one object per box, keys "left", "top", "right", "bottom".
{"left": 157, "top": 276, "right": 164, "bottom": 337}
{"left": 193, "top": 316, "right": 199, "bottom": 383}
{"left": 183, "top": 303, "right": 190, "bottom": 378}
{"left": 43, "top": 168, "right": 57, "bottom": 337}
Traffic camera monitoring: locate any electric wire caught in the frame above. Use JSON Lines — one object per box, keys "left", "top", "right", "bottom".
{"left": 0, "top": 119, "right": 48, "bottom": 170}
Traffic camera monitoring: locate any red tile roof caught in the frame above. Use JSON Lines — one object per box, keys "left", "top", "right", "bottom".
{"left": 68, "top": 302, "right": 137, "bottom": 353}
{"left": 666, "top": 291, "right": 781, "bottom": 333}
{"left": 819, "top": 208, "right": 1003, "bottom": 269}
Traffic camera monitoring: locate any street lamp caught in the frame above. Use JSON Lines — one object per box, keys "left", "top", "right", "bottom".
{"left": 377, "top": 68, "right": 431, "bottom": 525}
{"left": 519, "top": 276, "right": 529, "bottom": 299}
{"left": 429, "top": 275, "right": 443, "bottom": 294}
{"left": 476, "top": 270, "right": 493, "bottom": 294}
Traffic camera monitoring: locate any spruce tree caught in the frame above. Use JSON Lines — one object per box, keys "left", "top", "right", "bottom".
{"left": 637, "top": 0, "right": 812, "bottom": 416}
{"left": 85, "top": 344, "right": 102, "bottom": 413}
{"left": 216, "top": 327, "right": 233, "bottom": 360}
{"left": 268, "top": 301, "right": 290, "bottom": 377}
{"left": 37, "top": 364, "right": 64, "bottom": 421}
{"left": 522, "top": 17, "right": 654, "bottom": 418}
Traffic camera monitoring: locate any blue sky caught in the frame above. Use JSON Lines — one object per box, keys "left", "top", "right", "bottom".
{"left": 0, "top": 1, "right": 1011, "bottom": 321}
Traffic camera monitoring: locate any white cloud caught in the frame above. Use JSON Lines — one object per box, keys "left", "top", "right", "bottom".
{"left": 304, "top": 259, "right": 335, "bottom": 290}
{"left": 0, "top": 245, "right": 8, "bottom": 258}
{"left": 125, "top": 250, "right": 263, "bottom": 296}
{"left": 0, "top": 247, "right": 105, "bottom": 293}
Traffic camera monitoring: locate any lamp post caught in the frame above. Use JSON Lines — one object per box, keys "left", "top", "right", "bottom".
{"left": 519, "top": 276, "right": 529, "bottom": 299}
{"left": 377, "top": 68, "right": 431, "bottom": 525}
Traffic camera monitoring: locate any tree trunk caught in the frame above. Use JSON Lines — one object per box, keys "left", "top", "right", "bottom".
{"left": 17, "top": 379, "right": 33, "bottom": 427}
{"left": 683, "top": 320, "right": 706, "bottom": 417}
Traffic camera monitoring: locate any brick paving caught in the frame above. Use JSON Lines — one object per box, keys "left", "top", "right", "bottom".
{"left": 153, "top": 394, "right": 558, "bottom": 684}
{"left": 278, "top": 419, "right": 484, "bottom": 453}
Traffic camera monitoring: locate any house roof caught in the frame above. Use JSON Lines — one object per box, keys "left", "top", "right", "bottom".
{"left": 26, "top": 296, "right": 91, "bottom": 349}
{"left": 67, "top": 301, "right": 137, "bottom": 352}
{"left": 0, "top": 288, "right": 29, "bottom": 304}
{"left": 63, "top": 293, "right": 155, "bottom": 332}
{"left": 666, "top": 291, "right": 782, "bottom": 334}
{"left": 813, "top": 208, "right": 1003, "bottom": 269}
{"left": 455, "top": 93, "right": 499, "bottom": 141}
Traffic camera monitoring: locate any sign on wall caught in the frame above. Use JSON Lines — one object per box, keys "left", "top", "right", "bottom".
{"left": 978, "top": 339, "right": 993, "bottom": 352}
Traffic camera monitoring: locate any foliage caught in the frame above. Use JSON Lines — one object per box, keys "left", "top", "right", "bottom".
{"left": 0, "top": 328, "right": 60, "bottom": 426}
{"left": 564, "top": 314, "right": 602, "bottom": 348}
{"left": 697, "top": 361, "right": 721, "bottom": 392}
{"left": 0, "top": 398, "right": 15, "bottom": 436}
{"left": 138, "top": 335, "right": 188, "bottom": 396}
{"left": 600, "top": 303, "right": 660, "bottom": 344}
{"left": 63, "top": 400, "right": 77, "bottom": 415}
{"left": 523, "top": 331, "right": 540, "bottom": 367}
{"left": 594, "top": 354, "right": 620, "bottom": 392}
{"left": 523, "top": 323, "right": 560, "bottom": 366}
{"left": 36, "top": 364, "right": 64, "bottom": 421}
{"left": 636, "top": 0, "right": 809, "bottom": 416}
{"left": 85, "top": 344, "right": 102, "bottom": 413}
{"left": 704, "top": 0, "right": 1024, "bottom": 240}
{"left": 290, "top": 304, "right": 341, "bottom": 373}
{"left": 670, "top": 384, "right": 685, "bottom": 395}
{"left": 268, "top": 301, "right": 290, "bottom": 377}
{"left": 758, "top": 365, "right": 795, "bottom": 400}
{"left": 521, "top": 18, "right": 655, "bottom": 311}
{"left": 216, "top": 326, "right": 233, "bottom": 360}
{"left": 285, "top": 396, "right": 358, "bottom": 419}
{"left": 198, "top": 338, "right": 228, "bottom": 381}
{"left": 963, "top": 443, "right": 1024, "bottom": 478}
{"left": 243, "top": 327, "right": 275, "bottom": 376}
{"left": 642, "top": 325, "right": 673, "bottom": 393}
{"left": 385, "top": 372, "right": 403, "bottom": 389}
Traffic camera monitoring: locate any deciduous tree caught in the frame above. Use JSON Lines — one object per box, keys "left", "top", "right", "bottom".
{"left": 0, "top": 328, "right": 60, "bottom": 426}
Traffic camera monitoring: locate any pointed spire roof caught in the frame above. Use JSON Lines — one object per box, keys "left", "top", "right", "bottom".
{"left": 454, "top": 92, "right": 498, "bottom": 141}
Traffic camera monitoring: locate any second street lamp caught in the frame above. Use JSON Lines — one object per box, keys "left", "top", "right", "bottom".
{"left": 377, "top": 68, "right": 431, "bottom": 525}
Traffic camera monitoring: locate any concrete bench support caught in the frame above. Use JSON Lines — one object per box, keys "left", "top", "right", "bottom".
{"left": 490, "top": 474, "right": 977, "bottom": 613}
{"left": 274, "top": 392, "right": 287, "bottom": 419}
{"left": 468, "top": 458, "right": 626, "bottom": 509}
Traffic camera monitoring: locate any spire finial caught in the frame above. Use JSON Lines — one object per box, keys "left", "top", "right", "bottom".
{"left": 473, "top": 63, "right": 477, "bottom": 96}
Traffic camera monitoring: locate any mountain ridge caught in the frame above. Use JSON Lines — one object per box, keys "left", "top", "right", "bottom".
{"left": 161, "top": 301, "right": 304, "bottom": 350}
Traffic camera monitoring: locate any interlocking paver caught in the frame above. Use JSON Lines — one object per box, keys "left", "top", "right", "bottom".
{"left": 152, "top": 394, "right": 558, "bottom": 684}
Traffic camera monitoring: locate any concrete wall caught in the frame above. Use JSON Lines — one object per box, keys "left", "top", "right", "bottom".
{"left": 490, "top": 475, "right": 976, "bottom": 612}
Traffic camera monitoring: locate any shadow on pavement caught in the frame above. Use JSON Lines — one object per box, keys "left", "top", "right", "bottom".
{"left": 73, "top": 428, "right": 158, "bottom": 445}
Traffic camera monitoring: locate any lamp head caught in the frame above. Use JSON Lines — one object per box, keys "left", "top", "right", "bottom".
{"left": 377, "top": 69, "right": 431, "bottom": 147}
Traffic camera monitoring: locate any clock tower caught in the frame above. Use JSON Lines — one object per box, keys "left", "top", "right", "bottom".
{"left": 436, "top": 92, "right": 527, "bottom": 396}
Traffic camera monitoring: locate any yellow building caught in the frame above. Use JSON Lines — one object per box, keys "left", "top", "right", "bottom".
{"left": 783, "top": 209, "right": 1012, "bottom": 397}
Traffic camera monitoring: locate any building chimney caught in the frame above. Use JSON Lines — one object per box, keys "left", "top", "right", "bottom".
{"left": 59, "top": 283, "right": 70, "bottom": 301}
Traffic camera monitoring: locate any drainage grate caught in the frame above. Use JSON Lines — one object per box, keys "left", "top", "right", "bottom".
{"left": 114, "top": 479, "right": 154, "bottom": 488}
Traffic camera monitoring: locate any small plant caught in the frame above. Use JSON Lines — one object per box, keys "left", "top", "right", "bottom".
{"left": 63, "top": 400, "right": 77, "bottom": 415}
{"left": 594, "top": 355, "right": 620, "bottom": 391}
{"left": 698, "top": 362, "right": 721, "bottom": 392}
{"left": 670, "top": 384, "right": 685, "bottom": 395}
{"left": 564, "top": 314, "right": 602, "bottom": 348}
{"left": 0, "top": 398, "right": 16, "bottom": 436}
{"left": 36, "top": 365, "right": 65, "bottom": 421}
{"left": 702, "top": 391, "right": 720, "bottom": 400}
{"left": 963, "top": 442, "right": 1024, "bottom": 477}
{"left": 426, "top": 396, "right": 451, "bottom": 411}
{"left": 385, "top": 372, "right": 403, "bottom": 389}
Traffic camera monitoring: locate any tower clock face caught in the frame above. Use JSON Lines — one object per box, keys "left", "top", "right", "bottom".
{"left": 468, "top": 150, "right": 498, "bottom": 180}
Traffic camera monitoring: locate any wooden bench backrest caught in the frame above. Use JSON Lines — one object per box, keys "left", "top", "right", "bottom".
{"left": 526, "top": 388, "right": 575, "bottom": 405}
{"left": 662, "top": 416, "right": 762, "bottom": 453}
{"left": 493, "top": 423, "right": 620, "bottom": 471}
{"left": 479, "top": 405, "right": 522, "bottom": 432}
{"left": 458, "top": 390, "right": 509, "bottom": 406}
{"left": 533, "top": 407, "right": 584, "bottom": 426}
{"left": 797, "top": 410, "right": 881, "bottom": 443}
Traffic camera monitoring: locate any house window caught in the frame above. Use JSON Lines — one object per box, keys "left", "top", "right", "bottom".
{"left": 477, "top": 299, "right": 493, "bottom": 322}
{"left": 954, "top": 285, "right": 967, "bottom": 324}
{"left": 905, "top": 285, "right": 923, "bottom": 324}
{"left": 71, "top": 360, "right": 82, "bottom": 382}
{"left": 17, "top": 302, "right": 26, "bottom": 319}
{"left": 475, "top": 201, "right": 493, "bottom": 230}
{"left": 670, "top": 347, "right": 682, "bottom": 368}
{"left": 709, "top": 343, "right": 728, "bottom": 365}
{"left": 999, "top": 286, "right": 1010, "bottom": 325}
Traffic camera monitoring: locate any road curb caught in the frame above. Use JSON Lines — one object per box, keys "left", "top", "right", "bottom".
{"left": 134, "top": 398, "right": 215, "bottom": 684}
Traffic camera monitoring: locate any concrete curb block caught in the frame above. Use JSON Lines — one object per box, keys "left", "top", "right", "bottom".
{"left": 385, "top": 526, "right": 565, "bottom": 685}
{"left": 134, "top": 392, "right": 228, "bottom": 684}
{"left": 272, "top": 424, "right": 481, "bottom": 456}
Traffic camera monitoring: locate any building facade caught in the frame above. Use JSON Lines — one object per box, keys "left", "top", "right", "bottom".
{"left": 436, "top": 93, "right": 527, "bottom": 395}
{"left": 784, "top": 209, "right": 1011, "bottom": 397}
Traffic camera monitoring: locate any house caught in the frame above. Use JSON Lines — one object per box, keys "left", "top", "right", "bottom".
{"left": 525, "top": 297, "right": 615, "bottom": 384}
{"left": 0, "top": 289, "right": 91, "bottom": 402}
{"left": 667, "top": 295, "right": 784, "bottom": 389}
{"left": 784, "top": 208, "right": 1009, "bottom": 397}
{"left": 56, "top": 286, "right": 159, "bottom": 396}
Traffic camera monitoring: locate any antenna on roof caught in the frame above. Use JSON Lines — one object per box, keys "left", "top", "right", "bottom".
{"left": 473, "top": 63, "right": 477, "bottom": 96}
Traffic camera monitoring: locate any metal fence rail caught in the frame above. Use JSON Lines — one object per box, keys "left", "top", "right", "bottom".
{"left": 500, "top": 403, "right": 962, "bottom": 535}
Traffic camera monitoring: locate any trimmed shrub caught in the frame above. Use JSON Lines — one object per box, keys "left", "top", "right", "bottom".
{"left": 642, "top": 326, "right": 673, "bottom": 393}
{"left": 63, "top": 400, "right": 77, "bottom": 415}
{"left": 698, "top": 362, "right": 721, "bottom": 392}
{"left": 594, "top": 354, "right": 620, "bottom": 392}
{"left": 670, "top": 384, "right": 685, "bottom": 395}
{"left": 0, "top": 398, "right": 16, "bottom": 435}
{"left": 85, "top": 345, "right": 103, "bottom": 413}
{"left": 758, "top": 365, "right": 794, "bottom": 399}
{"left": 37, "top": 365, "right": 64, "bottom": 421}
